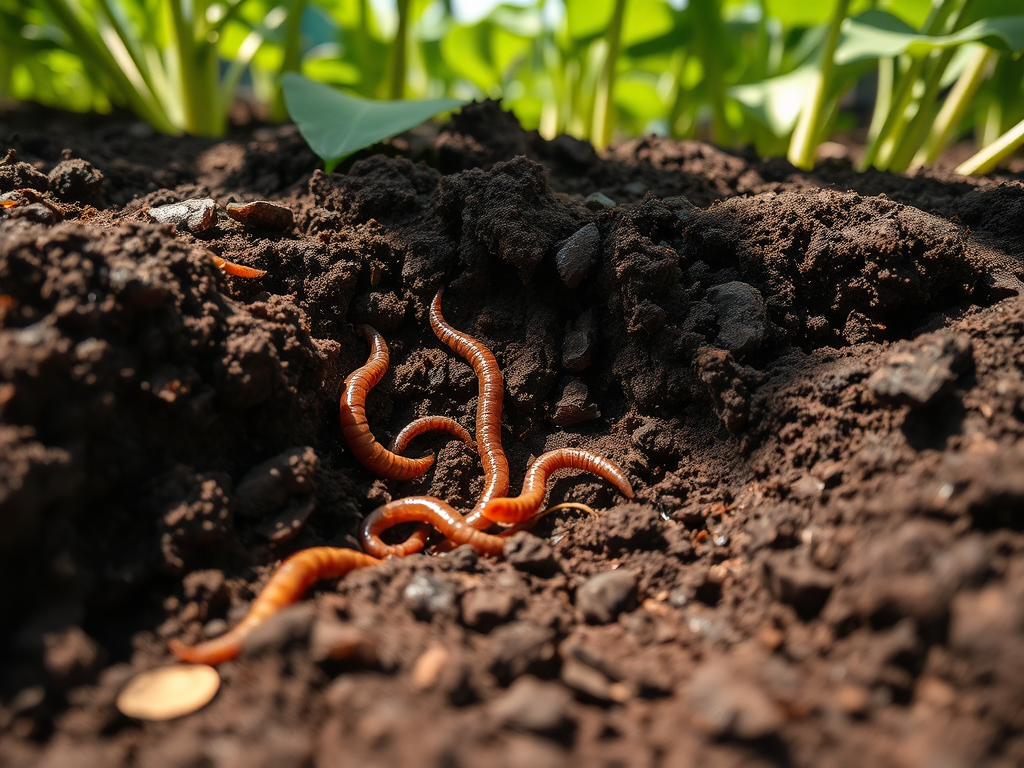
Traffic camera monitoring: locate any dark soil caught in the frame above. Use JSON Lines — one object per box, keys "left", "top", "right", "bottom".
{"left": 2, "top": 100, "right": 1024, "bottom": 768}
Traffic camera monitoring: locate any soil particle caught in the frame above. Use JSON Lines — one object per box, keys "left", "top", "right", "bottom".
{"left": 488, "top": 621, "right": 558, "bottom": 684}
{"left": 867, "top": 330, "right": 974, "bottom": 407}
{"left": 0, "top": 149, "right": 49, "bottom": 192}
{"left": 503, "top": 532, "right": 559, "bottom": 576}
{"left": 705, "top": 280, "right": 768, "bottom": 354}
{"left": 47, "top": 157, "right": 104, "bottom": 207}
{"left": 491, "top": 676, "right": 575, "bottom": 737}
{"left": 687, "top": 658, "right": 784, "bottom": 740}
{"left": 555, "top": 222, "right": 600, "bottom": 288}
{"left": 234, "top": 446, "right": 318, "bottom": 519}
{"left": 576, "top": 569, "right": 639, "bottom": 624}
{"left": 404, "top": 573, "right": 459, "bottom": 621}
{"left": 239, "top": 602, "right": 317, "bottom": 658}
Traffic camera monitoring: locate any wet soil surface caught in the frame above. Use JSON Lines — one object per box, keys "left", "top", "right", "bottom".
{"left": 2, "top": 101, "right": 1024, "bottom": 767}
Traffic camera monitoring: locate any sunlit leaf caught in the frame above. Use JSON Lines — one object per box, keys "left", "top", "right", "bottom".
{"left": 282, "top": 72, "right": 467, "bottom": 171}
{"left": 730, "top": 66, "right": 817, "bottom": 136}
{"left": 836, "top": 10, "right": 1024, "bottom": 65}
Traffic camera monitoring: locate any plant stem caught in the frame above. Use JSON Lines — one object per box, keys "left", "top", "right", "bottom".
{"left": 884, "top": 0, "right": 978, "bottom": 171}
{"left": 591, "top": 0, "right": 627, "bottom": 149}
{"left": 270, "top": 0, "right": 307, "bottom": 121}
{"left": 859, "top": 0, "right": 961, "bottom": 170}
{"left": 38, "top": 0, "right": 176, "bottom": 133}
{"left": 913, "top": 45, "right": 994, "bottom": 168}
{"left": 689, "top": 0, "right": 729, "bottom": 146}
{"left": 387, "top": 0, "right": 410, "bottom": 99}
{"left": 956, "top": 115, "right": 1024, "bottom": 174}
{"left": 787, "top": 0, "right": 850, "bottom": 170}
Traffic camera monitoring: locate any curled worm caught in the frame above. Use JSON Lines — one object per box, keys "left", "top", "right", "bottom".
{"left": 340, "top": 324, "right": 472, "bottom": 481}
{"left": 481, "top": 447, "right": 634, "bottom": 525}
{"left": 359, "top": 495, "right": 507, "bottom": 558}
{"left": 168, "top": 547, "right": 381, "bottom": 665}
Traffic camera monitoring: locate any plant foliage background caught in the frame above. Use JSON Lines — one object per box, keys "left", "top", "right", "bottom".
{"left": 2, "top": 0, "right": 1024, "bottom": 172}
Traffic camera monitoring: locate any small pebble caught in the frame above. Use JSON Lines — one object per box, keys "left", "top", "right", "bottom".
{"left": 705, "top": 281, "right": 767, "bottom": 355}
{"left": 560, "top": 657, "right": 630, "bottom": 703}
{"left": 148, "top": 198, "right": 217, "bottom": 232}
{"left": 555, "top": 223, "right": 600, "bottom": 288}
{"left": 8, "top": 202, "right": 61, "bottom": 224}
{"left": 491, "top": 676, "right": 575, "bottom": 735}
{"left": 404, "top": 574, "right": 457, "bottom": 621}
{"left": 552, "top": 379, "right": 600, "bottom": 426}
{"left": 411, "top": 641, "right": 450, "bottom": 690}
{"left": 116, "top": 664, "right": 220, "bottom": 721}
{"left": 562, "top": 309, "right": 596, "bottom": 372}
{"left": 239, "top": 602, "right": 316, "bottom": 657}
{"left": 868, "top": 331, "right": 973, "bottom": 407}
{"left": 583, "top": 192, "right": 617, "bottom": 208}
{"left": 488, "top": 621, "right": 557, "bottom": 684}
{"left": 462, "top": 588, "right": 518, "bottom": 631}
{"left": 576, "top": 569, "right": 638, "bottom": 624}
{"left": 310, "top": 618, "right": 375, "bottom": 663}
{"left": 765, "top": 558, "right": 835, "bottom": 619}
{"left": 225, "top": 200, "right": 294, "bottom": 231}
{"left": 688, "top": 661, "right": 783, "bottom": 740}
{"left": 503, "top": 532, "right": 559, "bottom": 577}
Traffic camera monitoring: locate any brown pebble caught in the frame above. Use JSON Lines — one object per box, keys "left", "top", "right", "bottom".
{"left": 688, "top": 660, "right": 784, "bottom": 740}
{"left": 226, "top": 200, "right": 294, "bottom": 231}
{"left": 411, "top": 641, "right": 450, "bottom": 690}
{"left": 492, "top": 676, "right": 575, "bottom": 735}
{"left": 310, "top": 618, "right": 376, "bottom": 663}
{"left": 148, "top": 198, "right": 217, "bottom": 232}
{"left": 833, "top": 683, "right": 870, "bottom": 716}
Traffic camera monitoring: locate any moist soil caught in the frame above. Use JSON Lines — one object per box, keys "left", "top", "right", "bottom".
{"left": 2, "top": 101, "right": 1024, "bottom": 768}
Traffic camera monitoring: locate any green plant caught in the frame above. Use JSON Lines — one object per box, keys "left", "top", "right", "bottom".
{"left": 281, "top": 71, "right": 465, "bottom": 171}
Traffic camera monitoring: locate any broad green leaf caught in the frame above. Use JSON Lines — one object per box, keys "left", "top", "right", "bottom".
{"left": 836, "top": 10, "right": 1024, "bottom": 65}
{"left": 730, "top": 66, "right": 818, "bottom": 136}
{"left": 282, "top": 72, "right": 467, "bottom": 171}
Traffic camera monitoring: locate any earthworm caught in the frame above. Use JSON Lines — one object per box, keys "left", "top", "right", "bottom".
{"left": 340, "top": 325, "right": 472, "bottom": 481}
{"left": 168, "top": 547, "right": 381, "bottom": 665}
{"left": 389, "top": 415, "right": 475, "bottom": 455}
{"left": 359, "top": 495, "right": 507, "bottom": 558}
{"left": 481, "top": 447, "right": 635, "bottom": 525}
{"left": 429, "top": 288, "right": 509, "bottom": 526}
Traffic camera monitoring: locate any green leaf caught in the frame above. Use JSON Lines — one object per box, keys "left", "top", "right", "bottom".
{"left": 730, "top": 66, "right": 819, "bottom": 137}
{"left": 282, "top": 72, "right": 467, "bottom": 171}
{"left": 836, "top": 10, "right": 1024, "bottom": 65}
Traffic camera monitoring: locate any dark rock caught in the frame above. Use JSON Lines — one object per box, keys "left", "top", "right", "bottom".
{"left": 688, "top": 660, "right": 783, "bottom": 740}
{"left": 488, "top": 621, "right": 558, "bottom": 684}
{"left": 765, "top": 557, "right": 835, "bottom": 619}
{"left": 562, "top": 309, "right": 596, "bottom": 372}
{"left": 868, "top": 331, "right": 974, "bottom": 407}
{"left": 504, "top": 532, "right": 559, "bottom": 577}
{"left": 706, "top": 281, "right": 767, "bottom": 355}
{"left": 439, "top": 544, "right": 479, "bottom": 572}
{"left": 552, "top": 379, "right": 600, "bottom": 426}
{"left": 8, "top": 203, "right": 60, "bottom": 225}
{"left": 492, "top": 676, "right": 575, "bottom": 736}
{"left": 462, "top": 588, "right": 519, "bottom": 631}
{"left": 47, "top": 158, "right": 104, "bottom": 207}
{"left": 555, "top": 223, "right": 600, "bottom": 288}
{"left": 240, "top": 602, "right": 316, "bottom": 658}
{"left": 404, "top": 574, "right": 457, "bottom": 621}
{"left": 583, "top": 192, "right": 617, "bottom": 208}
{"left": 235, "top": 447, "right": 318, "bottom": 519}
{"left": 576, "top": 569, "right": 638, "bottom": 624}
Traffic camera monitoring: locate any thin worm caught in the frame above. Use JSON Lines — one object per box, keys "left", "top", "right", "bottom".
{"left": 481, "top": 447, "right": 634, "bottom": 525}
{"left": 168, "top": 547, "right": 381, "bottom": 665}
{"left": 340, "top": 325, "right": 471, "bottom": 481}
{"left": 359, "top": 495, "right": 507, "bottom": 558}
{"left": 389, "top": 415, "right": 475, "bottom": 455}
{"left": 429, "top": 288, "right": 509, "bottom": 527}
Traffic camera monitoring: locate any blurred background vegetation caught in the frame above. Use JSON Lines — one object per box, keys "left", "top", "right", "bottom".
{"left": 2, "top": 0, "right": 1024, "bottom": 172}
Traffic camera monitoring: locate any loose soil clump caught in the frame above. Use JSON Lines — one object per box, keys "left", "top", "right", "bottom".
{"left": 2, "top": 101, "right": 1023, "bottom": 767}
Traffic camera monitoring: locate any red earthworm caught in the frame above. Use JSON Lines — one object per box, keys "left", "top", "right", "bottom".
{"left": 481, "top": 447, "right": 634, "bottom": 525}
{"left": 168, "top": 547, "right": 381, "bottom": 665}
{"left": 359, "top": 495, "right": 507, "bottom": 558}
{"left": 340, "top": 325, "right": 471, "bottom": 481}
{"left": 389, "top": 415, "right": 475, "bottom": 455}
{"left": 429, "top": 288, "right": 509, "bottom": 526}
